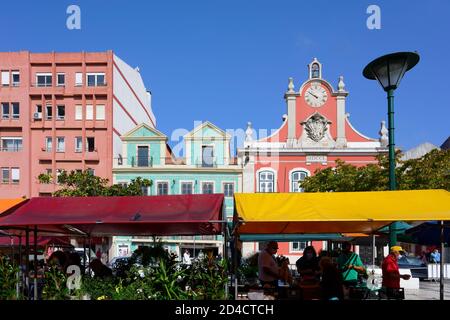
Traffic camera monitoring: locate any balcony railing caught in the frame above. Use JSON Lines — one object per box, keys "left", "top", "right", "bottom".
{"left": 0, "top": 146, "right": 23, "bottom": 152}
{"left": 114, "top": 156, "right": 153, "bottom": 168}
{"left": 195, "top": 157, "right": 217, "bottom": 168}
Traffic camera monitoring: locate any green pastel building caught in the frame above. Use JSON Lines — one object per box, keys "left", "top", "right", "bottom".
{"left": 112, "top": 121, "right": 242, "bottom": 258}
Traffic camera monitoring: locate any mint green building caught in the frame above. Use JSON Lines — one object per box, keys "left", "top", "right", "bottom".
{"left": 112, "top": 122, "right": 242, "bottom": 258}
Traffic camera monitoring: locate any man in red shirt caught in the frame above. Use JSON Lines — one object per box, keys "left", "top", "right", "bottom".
{"left": 381, "top": 246, "right": 411, "bottom": 299}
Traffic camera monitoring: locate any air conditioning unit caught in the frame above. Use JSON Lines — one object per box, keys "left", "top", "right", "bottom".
{"left": 33, "top": 112, "right": 42, "bottom": 120}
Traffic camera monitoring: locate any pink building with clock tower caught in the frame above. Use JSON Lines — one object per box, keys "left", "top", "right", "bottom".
{"left": 238, "top": 58, "right": 389, "bottom": 260}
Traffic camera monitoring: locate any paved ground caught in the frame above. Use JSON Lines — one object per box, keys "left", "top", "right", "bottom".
{"left": 405, "top": 280, "right": 450, "bottom": 300}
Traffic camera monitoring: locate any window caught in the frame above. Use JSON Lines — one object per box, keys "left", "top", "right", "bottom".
{"left": 45, "top": 137, "right": 52, "bottom": 152}
{"left": 137, "top": 146, "right": 149, "bottom": 167}
{"left": 223, "top": 182, "right": 234, "bottom": 197}
{"left": 1, "top": 168, "right": 9, "bottom": 183}
{"left": 36, "top": 73, "right": 52, "bottom": 87}
{"left": 1, "top": 103, "right": 9, "bottom": 119}
{"left": 181, "top": 182, "right": 193, "bottom": 195}
{"left": 11, "top": 168, "right": 19, "bottom": 183}
{"left": 96, "top": 105, "right": 105, "bottom": 120}
{"left": 57, "top": 73, "right": 65, "bottom": 86}
{"left": 291, "top": 170, "right": 308, "bottom": 192}
{"left": 141, "top": 186, "right": 149, "bottom": 196}
{"left": 86, "top": 105, "right": 93, "bottom": 120}
{"left": 1, "top": 138, "right": 22, "bottom": 152}
{"left": 75, "top": 105, "right": 82, "bottom": 120}
{"left": 45, "top": 105, "right": 52, "bottom": 120}
{"left": 86, "top": 168, "right": 95, "bottom": 176}
{"left": 12, "top": 103, "right": 19, "bottom": 119}
{"left": 56, "top": 169, "right": 64, "bottom": 183}
{"left": 157, "top": 182, "right": 169, "bottom": 195}
{"left": 12, "top": 71, "right": 20, "bottom": 86}
{"left": 311, "top": 63, "right": 320, "bottom": 79}
{"left": 75, "top": 137, "right": 82, "bottom": 152}
{"left": 259, "top": 170, "right": 274, "bottom": 192}
{"left": 1, "top": 71, "right": 10, "bottom": 86}
{"left": 86, "top": 137, "right": 95, "bottom": 152}
{"left": 75, "top": 72, "right": 83, "bottom": 86}
{"left": 291, "top": 241, "right": 307, "bottom": 252}
{"left": 56, "top": 137, "right": 65, "bottom": 152}
{"left": 202, "top": 182, "right": 214, "bottom": 194}
{"left": 86, "top": 73, "right": 106, "bottom": 87}
{"left": 46, "top": 168, "right": 52, "bottom": 175}
{"left": 202, "top": 146, "right": 214, "bottom": 167}
{"left": 56, "top": 105, "right": 65, "bottom": 120}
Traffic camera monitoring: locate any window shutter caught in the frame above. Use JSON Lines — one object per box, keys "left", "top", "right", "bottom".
{"left": 96, "top": 105, "right": 105, "bottom": 120}
{"left": 75, "top": 72, "right": 83, "bottom": 85}
{"left": 75, "top": 105, "right": 82, "bottom": 120}
{"left": 1, "top": 71, "right": 10, "bottom": 85}
{"left": 86, "top": 105, "right": 93, "bottom": 120}
{"left": 11, "top": 168, "right": 20, "bottom": 181}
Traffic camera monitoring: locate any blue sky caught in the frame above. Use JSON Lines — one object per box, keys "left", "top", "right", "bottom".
{"left": 2, "top": 0, "right": 449, "bottom": 153}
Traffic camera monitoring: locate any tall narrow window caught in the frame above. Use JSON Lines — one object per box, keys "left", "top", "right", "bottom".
{"left": 259, "top": 171, "right": 274, "bottom": 193}
{"left": 291, "top": 170, "right": 308, "bottom": 192}
{"left": 56, "top": 137, "right": 65, "bottom": 152}
{"left": 12, "top": 71, "right": 20, "bottom": 86}
{"left": 75, "top": 72, "right": 83, "bottom": 86}
{"left": 1, "top": 103, "right": 10, "bottom": 119}
{"left": 86, "top": 137, "right": 95, "bottom": 152}
{"left": 1, "top": 168, "right": 9, "bottom": 183}
{"left": 202, "top": 182, "right": 214, "bottom": 194}
{"left": 75, "top": 137, "right": 82, "bottom": 153}
{"left": 75, "top": 105, "right": 82, "bottom": 120}
{"left": 11, "top": 168, "right": 20, "bottom": 183}
{"left": 311, "top": 63, "right": 320, "bottom": 79}
{"left": 1, "top": 71, "right": 10, "bottom": 86}
{"left": 157, "top": 182, "right": 169, "bottom": 195}
{"left": 57, "top": 73, "right": 65, "bottom": 86}
{"left": 223, "top": 182, "right": 234, "bottom": 197}
{"left": 45, "top": 105, "right": 52, "bottom": 120}
{"left": 137, "top": 146, "right": 149, "bottom": 167}
{"left": 181, "top": 182, "right": 193, "bottom": 195}
{"left": 12, "top": 103, "right": 19, "bottom": 119}
{"left": 56, "top": 105, "right": 65, "bottom": 120}
{"left": 202, "top": 146, "right": 214, "bottom": 167}
{"left": 96, "top": 105, "right": 105, "bottom": 120}
{"left": 86, "top": 105, "right": 93, "bottom": 120}
{"left": 45, "top": 137, "right": 52, "bottom": 152}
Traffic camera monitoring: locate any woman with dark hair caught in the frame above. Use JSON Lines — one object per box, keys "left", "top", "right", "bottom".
{"left": 295, "top": 246, "right": 320, "bottom": 281}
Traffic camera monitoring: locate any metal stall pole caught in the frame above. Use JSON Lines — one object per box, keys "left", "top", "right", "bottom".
{"left": 25, "top": 227, "right": 30, "bottom": 299}
{"left": 33, "top": 226, "right": 38, "bottom": 300}
{"left": 18, "top": 235, "right": 22, "bottom": 298}
{"left": 222, "top": 220, "right": 229, "bottom": 298}
{"left": 372, "top": 234, "right": 376, "bottom": 267}
{"left": 440, "top": 220, "right": 444, "bottom": 301}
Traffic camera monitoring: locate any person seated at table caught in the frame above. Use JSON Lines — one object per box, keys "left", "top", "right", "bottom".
{"left": 258, "top": 241, "right": 282, "bottom": 288}
{"left": 319, "top": 257, "right": 343, "bottom": 300}
{"left": 296, "top": 246, "right": 320, "bottom": 283}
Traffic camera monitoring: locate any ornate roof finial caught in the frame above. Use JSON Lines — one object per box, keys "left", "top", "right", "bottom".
{"left": 287, "top": 77, "right": 295, "bottom": 93}
{"left": 245, "top": 122, "right": 254, "bottom": 142}
{"left": 379, "top": 120, "right": 388, "bottom": 147}
{"left": 338, "top": 76, "right": 345, "bottom": 92}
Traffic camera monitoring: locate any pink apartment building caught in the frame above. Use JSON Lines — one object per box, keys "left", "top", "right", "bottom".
{"left": 0, "top": 51, "right": 156, "bottom": 198}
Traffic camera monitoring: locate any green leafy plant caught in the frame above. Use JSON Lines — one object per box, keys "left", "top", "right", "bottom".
{"left": 42, "top": 266, "right": 69, "bottom": 300}
{"left": 0, "top": 256, "right": 20, "bottom": 300}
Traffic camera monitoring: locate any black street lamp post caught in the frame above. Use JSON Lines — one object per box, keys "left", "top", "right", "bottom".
{"left": 363, "top": 52, "right": 420, "bottom": 248}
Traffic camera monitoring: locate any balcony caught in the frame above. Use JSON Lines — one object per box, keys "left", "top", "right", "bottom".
{"left": 195, "top": 157, "right": 218, "bottom": 168}
{"left": 114, "top": 156, "right": 153, "bottom": 168}
{"left": 85, "top": 150, "right": 99, "bottom": 162}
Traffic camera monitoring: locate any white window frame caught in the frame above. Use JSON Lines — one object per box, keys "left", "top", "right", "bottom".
{"left": 75, "top": 72, "right": 83, "bottom": 86}
{"left": 86, "top": 73, "right": 106, "bottom": 87}
{"left": 86, "top": 105, "right": 93, "bottom": 120}
{"left": 1, "top": 103, "right": 10, "bottom": 119}
{"left": 201, "top": 144, "right": 215, "bottom": 167}
{"left": 1, "top": 71, "right": 10, "bottom": 86}
{"left": 11, "top": 71, "right": 20, "bottom": 86}
{"left": 289, "top": 241, "right": 308, "bottom": 253}
{"left": 56, "top": 73, "right": 65, "bottom": 87}
{"left": 95, "top": 104, "right": 105, "bottom": 120}
{"left": 56, "top": 137, "right": 65, "bottom": 152}
{"left": 75, "top": 137, "right": 82, "bottom": 153}
{"left": 45, "top": 137, "right": 52, "bottom": 152}
{"left": 11, "top": 103, "right": 19, "bottom": 119}
{"left": 11, "top": 168, "right": 20, "bottom": 184}
{"left": 36, "top": 73, "right": 52, "bottom": 87}
{"left": 256, "top": 168, "right": 277, "bottom": 193}
{"left": 201, "top": 181, "right": 215, "bottom": 194}
{"left": 180, "top": 180, "right": 194, "bottom": 195}
{"left": 1, "top": 137, "right": 22, "bottom": 152}
{"left": 45, "top": 105, "right": 52, "bottom": 120}
{"left": 156, "top": 180, "right": 170, "bottom": 196}
{"left": 222, "top": 182, "right": 235, "bottom": 198}
{"left": 289, "top": 168, "right": 311, "bottom": 193}
{"left": 75, "top": 105, "right": 82, "bottom": 120}
{"left": 56, "top": 105, "right": 65, "bottom": 120}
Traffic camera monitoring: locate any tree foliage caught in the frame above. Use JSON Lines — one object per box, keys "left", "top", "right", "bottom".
{"left": 38, "top": 170, "right": 152, "bottom": 196}
{"left": 301, "top": 149, "right": 449, "bottom": 192}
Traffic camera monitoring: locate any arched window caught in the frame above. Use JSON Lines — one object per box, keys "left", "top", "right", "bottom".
{"left": 259, "top": 170, "right": 274, "bottom": 193}
{"left": 291, "top": 170, "right": 308, "bottom": 192}
{"left": 311, "top": 63, "right": 320, "bottom": 79}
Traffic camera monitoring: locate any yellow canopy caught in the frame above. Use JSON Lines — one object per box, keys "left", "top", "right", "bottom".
{"left": 234, "top": 190, "right": 450, "bottom": 234}
{"left": 0, "top": 198, "right": 27, "bottom": 215}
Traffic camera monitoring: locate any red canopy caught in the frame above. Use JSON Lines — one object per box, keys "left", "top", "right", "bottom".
{"left": 0, "top": 194, "right": 224, "bottom": 237}
{"left": 0, "top": 236, "right": 73, "bottom": 248}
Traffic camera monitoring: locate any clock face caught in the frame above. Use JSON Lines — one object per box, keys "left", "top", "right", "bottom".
{"left": 304, "top": 83, "right": 328, "bottom": 107}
